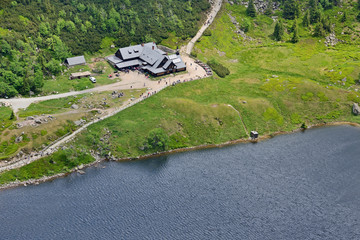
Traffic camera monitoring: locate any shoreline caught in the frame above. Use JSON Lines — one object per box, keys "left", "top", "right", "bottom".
{"left": 1, "top": 121, "right": 359, "bottom": 191}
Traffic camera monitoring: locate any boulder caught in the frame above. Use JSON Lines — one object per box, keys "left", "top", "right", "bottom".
{"left": 74, "top": 120, "right": 82, "bottom": 126}
{"left": 353, "top": 103, "right": 360, "bottom": 115}
{"left": 15, "top": 136, "right": 23, "bottom": 143}
{"left": 71, "top": 104, "right": 79, "bottom": 109}
{"left": 26, "top": 116, "right": 34, "bottom": 120}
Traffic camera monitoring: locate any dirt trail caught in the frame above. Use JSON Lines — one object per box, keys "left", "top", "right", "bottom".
{"left": 227, "top": 104, "right": 250, "bottom": 138}
{"left": 185, "top": 0, "right": 222, "bottom": 55}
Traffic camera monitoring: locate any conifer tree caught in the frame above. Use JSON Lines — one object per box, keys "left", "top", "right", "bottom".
{"left": 357, "top": 12, "right": 360, "bottom": 22}
{"left": 309, "top": 0, "right": 321, "bottom": 24}
{"left": 283, "top": 0, "right": 300, "bottom": 20}
{"left": 264, "top": 0, "right": 273, "bottom": 16}
{"left": 358, "top": 0, "right": 360, "bottom": 10}
{"left": 313, "top": 22, "right": 325, "bottom": 37}
{"left": 273, "top": 20, "right": 284, "bottom": 41}
{"left": 322, "top": 16, "right": 331, "bottom": 33}
{"left": 291, "top": 19, "right": 299, "bottom": 43}
{"left": 246, "top": 0, "right": 257, "bottom": 18}
{"left": 340, "top": 12, "right": 347, "bottom": 23}
{"left": 303, "top": 10, "right": 310, "bottom": 27}
{"left": 9, "top": 111, "right": 15, "bottom": 120}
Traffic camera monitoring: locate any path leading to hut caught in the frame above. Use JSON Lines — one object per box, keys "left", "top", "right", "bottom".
{"left": 185, "top": 0, "right": 223, "bottom": 55}
{"left": 0, "top": 0, "right": 222, "bottom": 173}
{"left": 227, "top": 104, "right": 250, "bottom": 138}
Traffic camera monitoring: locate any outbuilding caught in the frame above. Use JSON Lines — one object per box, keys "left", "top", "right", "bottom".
{"left": 65, "top": 56, "right": 86, "bottom": 67}
{"left": 69, "top": 71, "right": 91, "bottom": 80}
{"left": 250, "top": 131, "right": 259, "bottom": 139}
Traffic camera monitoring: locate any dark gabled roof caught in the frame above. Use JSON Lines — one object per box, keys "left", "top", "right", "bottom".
{"left": 139, "top": 46, "right": 164, "bottom": 66}
{"left": 107, "top": 55, "right": 122, "bottom": 65}
{"left": 115, "top": 59, "right": 142, "bottom": 69}
{"left": 168, "top": 54, "right": 186, "bottom": 69}
{"left": 146, "top": 66, "right": 169, "bottom": 74}
{"left": 174, "top": 61, "right": 186, "bottom": 69}
{"left": 119, "top": 45, "right": 143, "bottom": 60}
{"left": 66, "top": 56, "right": 86, "bottom": 66}
{"left": 163, "top": 58, "right": 172, "bottom": 69}
{"left": 110, "top": 42, "right": 186, "bottom": 75}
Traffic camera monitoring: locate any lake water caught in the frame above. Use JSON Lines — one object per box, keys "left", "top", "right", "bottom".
{"left": 1, "top": 125, "right": 360, "bottom": 240}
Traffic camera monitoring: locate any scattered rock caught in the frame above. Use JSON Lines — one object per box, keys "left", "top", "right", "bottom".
{"left": 227, "top": 13, "right": 253, "bottom": 41}
{"left": 71, "top": 104, "right": 79, "bottom": 109}
{"left": 238, "top": 0, "right": 280, "bottom": 13}
{"left": 74, "top": 120, "right": 82, "bottom": 126}
{"left": 325, "top": 32, "right": 343, "bottom": 47}
{"left": 353, "top": 103, "right": 360, "bottom": 115}
{"left": 15, "top": 136, "right": 23, "bottom": 143}
{"left": 26, "top": 116, "right": 34, "bottom": 120}
{"left": 35, "top": 119, "right": 42, "bottom": 124}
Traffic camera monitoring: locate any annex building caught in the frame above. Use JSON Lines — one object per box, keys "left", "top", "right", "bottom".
{"left": 107, "top": 42, "right": 186, "bottom": 76}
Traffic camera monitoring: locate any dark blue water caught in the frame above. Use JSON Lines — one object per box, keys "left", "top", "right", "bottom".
{"left": 1, "top": 125, "right": 360, "bottom": 240}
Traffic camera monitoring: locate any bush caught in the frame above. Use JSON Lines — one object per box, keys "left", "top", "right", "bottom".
{"left": 144, "top": 128, "right": 169, "bottom": 152}
{"left": 207, "top": 59, "right": 230, "bottom": 78}
{"left": 203, "top": 28, "right": 212, "bottom": 36}
{"left": 190, "top": 52, "right": 197, "bottom": 58}
{"left": 241, "top": 18, "right": 251, "bottom": 32}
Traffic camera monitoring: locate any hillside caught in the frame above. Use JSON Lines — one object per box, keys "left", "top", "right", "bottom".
{"left": 0, "top": 0, "right": 210, "bottom": 97}
{"left": 1, "top": 0, "right": 360, "bottom": 185}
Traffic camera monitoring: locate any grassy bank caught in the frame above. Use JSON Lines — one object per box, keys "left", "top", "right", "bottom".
{"left": 0, "top": 149, "right": 94, "bottom": 185}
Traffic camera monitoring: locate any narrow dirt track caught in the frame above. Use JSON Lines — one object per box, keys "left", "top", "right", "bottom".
{"left": 186, "top": 0, "right": 222, "bottom": 55}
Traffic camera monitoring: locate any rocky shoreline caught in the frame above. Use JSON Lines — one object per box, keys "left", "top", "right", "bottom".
{"left": 1, "top": 121, "right": 359, "bottom": 191}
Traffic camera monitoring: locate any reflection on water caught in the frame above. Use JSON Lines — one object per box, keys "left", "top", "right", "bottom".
{"left": 0, "top": 125, "right": 360, "bottom": 240}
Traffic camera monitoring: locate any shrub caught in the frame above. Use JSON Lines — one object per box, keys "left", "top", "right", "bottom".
{"left": 203, "top": 28, "right": 212, "bottom": 36}
{"left": 144, "top": 128, "right": 169, "bottom": 152}
{"left": 190, "top": 52, "right": 197, "bottom": 58}
{"left": 207, "top": 59, "right": 230, "bottom": 78}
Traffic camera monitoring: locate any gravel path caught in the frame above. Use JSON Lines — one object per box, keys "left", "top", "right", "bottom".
{"left": 0, "top": 55, "right": 205, "bottom": 113}
{"left": 185, "top": 0, "right": 223, "bottom": 55}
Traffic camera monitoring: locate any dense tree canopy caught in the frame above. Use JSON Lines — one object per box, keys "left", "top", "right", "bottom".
{"left": 0, "top": 0, "right": 210, "bottom": 97}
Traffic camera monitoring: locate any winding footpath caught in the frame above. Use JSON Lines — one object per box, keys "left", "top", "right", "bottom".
{"left": 186, "top": 0, "right": 222, "bottom": 55}
{"left": 0, "top": 0, "right": 223, "bottom": 173}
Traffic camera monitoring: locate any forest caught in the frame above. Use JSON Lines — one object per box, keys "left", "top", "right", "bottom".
{"left": 0, "top": 0, "right": 210, "bottom": 97}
